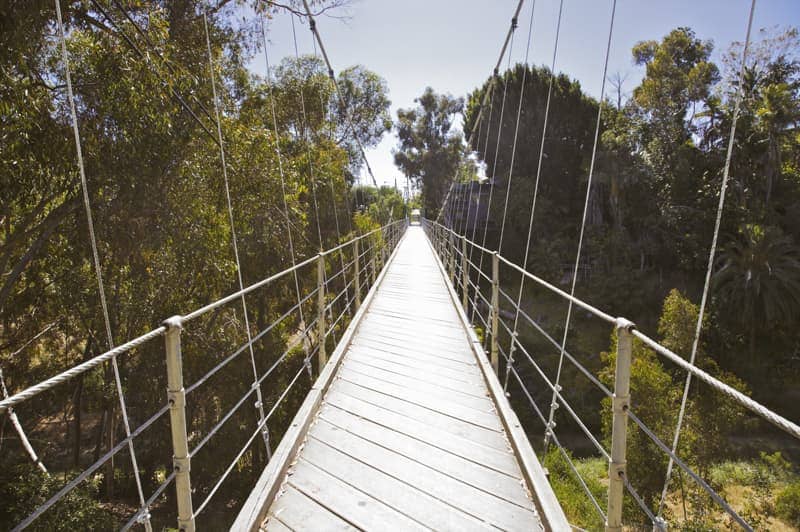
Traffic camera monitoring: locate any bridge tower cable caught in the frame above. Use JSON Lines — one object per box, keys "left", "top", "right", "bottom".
{"left": 54, "top": 1, "right": 152, "bottom": 529}
{"left": 203, "top": 10, "right": 271, "bottom": 454}
{"left": 656, "top": 0, "right": 758, "bottom": 518}
{"left": 544, "top": 0, "right": 617, "bottom": 450}
{"left": 503, "top": 0, "right": 563, "bottom": 389}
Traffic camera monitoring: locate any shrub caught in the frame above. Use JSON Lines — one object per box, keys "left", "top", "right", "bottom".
{"left": 776, "top": 481, "right": 800, "bottom": 527}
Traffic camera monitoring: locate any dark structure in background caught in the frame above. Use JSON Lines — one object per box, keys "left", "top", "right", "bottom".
{"left": 444, "top": 180, "right": 495, "bottom": 236}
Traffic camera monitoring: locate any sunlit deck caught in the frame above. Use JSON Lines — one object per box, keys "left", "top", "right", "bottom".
{"left": 233, "top": 226, "right": 567, "bottom": 531}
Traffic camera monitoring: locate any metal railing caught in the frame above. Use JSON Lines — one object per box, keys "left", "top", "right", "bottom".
{"left": 423, "top": 218, "right": 800, "bottom": 532}
{"left": 0, "top": 219, "right": 407, "bottom": 531}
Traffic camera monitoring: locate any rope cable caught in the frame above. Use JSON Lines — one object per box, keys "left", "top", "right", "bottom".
{"left": 545, "top": 0, "right": 617, "bottom": 447}
{"left": 503, "top": 0, "right": 563, "bottom": 389}
{"left": 203, "top": 10, "right": 270, "bottom": 452}
{"left": 657, "top": 4, "right": 757, "bottom": 513}
{"left": 261, "top": 16, "right": 313, "bottom": 378}
{"left": 54, "top": 4, "right": 151, "bottom": 529}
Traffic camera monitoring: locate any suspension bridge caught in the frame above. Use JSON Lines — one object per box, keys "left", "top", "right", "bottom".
{"left": 2, "top": 0, "right": 799, "bottom": 531}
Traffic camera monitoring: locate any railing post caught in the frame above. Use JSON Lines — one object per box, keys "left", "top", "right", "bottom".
{"left": 163, "top": 316, "right": 194, "bottom": 532}
{"left": 491, "top": 252, "right": 500, "bottom": 373}
{"left": 461, "top": 235, "right": 468, "bottom": 310}
{"left": 317, "top": 252, "right": 327, "bottom": 373}
{"left": 354, "top": 238, "right": 361, "bottom": 311}
{"left": 448, "top": 231, "right": 456, "bottom": 281}
{"left": 606, "top": 318, "right": 634, "bottom": 532}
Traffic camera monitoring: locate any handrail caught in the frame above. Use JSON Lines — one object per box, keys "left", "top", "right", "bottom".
{"left": 0, "top": 220, "right": 404, "bottom": 415}
{"left": 2, "top": 217, "right": 408, "bottom": 531}
{"left": 422, "top": 216, "right": 799, "bottom": 531}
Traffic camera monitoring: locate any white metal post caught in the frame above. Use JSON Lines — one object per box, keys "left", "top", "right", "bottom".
{"left": 461, "top": 236, "right": 468, "bottom": 309}
{"left": 354, "top": 238, "right": 361, "bottom": 311}
{"left": 448, "top": 231, "right": 456, "bottom": 282}
{"left": 607, "top": 318, "right": 634, "bottom": 532}
{"left": 317, "top": 252, "right": 327, "bottom": 373}
{"left": 491, "top": 252, "right": 500, "bottom": 373}
{"left": 163, "top": 316, "right": 194, "bottom": 532}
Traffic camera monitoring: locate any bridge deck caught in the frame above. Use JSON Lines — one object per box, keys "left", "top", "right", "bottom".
{"left": 235, "top": 226, "right": 566, "bottom": 531}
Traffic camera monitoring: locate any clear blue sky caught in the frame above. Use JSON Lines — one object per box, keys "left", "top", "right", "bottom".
{"left": 251, "top": 0, "right": 799, "bottom": 188}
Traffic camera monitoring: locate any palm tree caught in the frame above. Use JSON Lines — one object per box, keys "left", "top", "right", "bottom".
{"left": 713, "top": 225, "right": 800, "bottom": 356}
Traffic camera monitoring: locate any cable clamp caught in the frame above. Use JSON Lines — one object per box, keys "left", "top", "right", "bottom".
{"left": 511, "top": 16, "right": 518, "bottom": 29}
{"left": 254, "top": 400, "right": 262, "bottom": 410}
{"left": 309, "top": 19, "right": 316, "bottom": 31}
{"left": 550, "top": 401, "right": 560, "bottom": 411}
{"left": 554, "top": 383, "right": 562, "bottom": 392}
{"left": 136, "top": 509, "right": 152, "bottom": 524}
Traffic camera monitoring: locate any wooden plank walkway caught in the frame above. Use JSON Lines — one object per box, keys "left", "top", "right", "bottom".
{"left": 234, "top": 226, "right": 568, "bottom": 531}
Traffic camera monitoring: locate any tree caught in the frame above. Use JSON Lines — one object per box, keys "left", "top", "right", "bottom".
{"left": 713, "top": 225, "right": 800, "bottom": 355}
{"left": 394, "top": 87, "right": 465, "bottom": 216}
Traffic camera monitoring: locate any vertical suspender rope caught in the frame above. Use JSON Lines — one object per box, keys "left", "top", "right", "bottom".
{"left": 203, "top": 11, "right": 271, "bottom": 453}
{"left": 491, "top": 33, "right": 518, "bottom": 254}
{"left": 291, "top": 15, "right": 325, "bottom": 251}
{"left": 290, "top": 14, "right": 344, "bottom": 348}
{"left": 504, "top": 0, "right": 563, "bottom": 389}
{"left": 471, "top": 1, "right": 538, "bottom": 325}
{"left": 544, "top": 0, "right": 617, "bottom": 448}
{"left": 462, "top": 28, "right": 515, "bottom": 242}
{"left": 436, "top": 0, "right": 526, "bottom": 228}
{"left": 310, "top": 26, "right": 354, "bottom": 319}
{"left": 54, "top": 2, "right": 152, "bottom": 529}
{"left": 657, "top": 0, "right": 757, "bottom": 516}
{"left": 260, "top": 17, "right": 314, "bottom": 382}
{"left": 301, "top": 0, "right": 393, "bottom": 226}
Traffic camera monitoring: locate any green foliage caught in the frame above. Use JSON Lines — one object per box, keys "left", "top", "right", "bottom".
{"left": 394, "top": 87, "right": 468, "bottom": 216}
{"left": 776, "top": 480, "right": 800, "bottom": 526}
{"left": 0, "top": 465, "right": 115, "bottom": 530}
{"left": 543, "top": 448, "right": 606, "bottom": 531}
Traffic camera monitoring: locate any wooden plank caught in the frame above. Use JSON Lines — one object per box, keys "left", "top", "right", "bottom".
{"left": 346, "top": 350, "right": 484, "bottom": 385}
{"left": 309, "top": 419, "right": 542, "bottom": 531}
{"left": 337, "top": 368, "right": 501, "bottom": 429}
{"left": 267, "top": 485, "right": 357, "bottom": 532}
{"left": 325, "top": 387, "right": 517, "bottom": 471}
{"left": 423, "top": 227, "right": 571, "bottom": 532}
{"left": 343, "top": 357, "right": 491, "bottom": 401}
{"left": 346, "top": 344, "right": 481, "bottom": 375}
{"left": 289, "top": 458, "right": 426, "bottom": 531}
{"left": 318, "top": 405, "right": 534, "bottom": 508}
{"left": 301, "top": 436, "right": 493, "bottom": 531}
{"left": 231, "top": 229, "right": 408, "bottom": 531}
{"left": 353, "top": 335, "right": 473, "bottom": 361}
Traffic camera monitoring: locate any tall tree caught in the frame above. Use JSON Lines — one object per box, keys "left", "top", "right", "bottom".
{"left": 394, "top": 87, "right": 465, "bottom": 216}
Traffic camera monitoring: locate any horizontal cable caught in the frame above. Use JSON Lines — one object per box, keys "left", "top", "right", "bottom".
{"left": 324, "top": 279, "right": 354, "bottom": 314}
{"left": 498, "top": 287, "right": 612, "bottom": 398}
{"left": 466, "top": 257, "right": 492, "bottom": 283}
{"left": 186, "top": 289, "right": 318, "bottom": 395}
{"left": 0, "top": 326, "right": 165, "bottom": 413}
{"left": 192, "top": 361, "right": 307, "bottom": 519}
{"left": 426, "top": 220, "right": 614, "bottom": 323}
{"left": 632, "top": 330, "right": 800, "bottom": 441}
{"left": 505, "top": 332, "right": 610, "bottom": 461}
{"left": 621, "top": 472, "right": 660, "bottom": 528}
{"left": 627, "top": 410, "right": 749, "bottom": 529}
{"left": 189, "top": 317, "right": 319, "bottom": 458}
{"left": 14, "top": 404, "right": 169, "bottom": 531}
{"left": 121, "top": 471, "right": 176, "bottom": 532}
{"left": 508, "top": 361, "right": 607, "bottom": 522}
